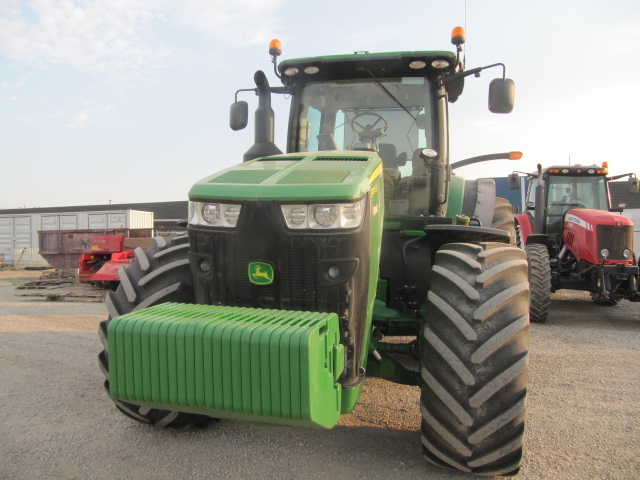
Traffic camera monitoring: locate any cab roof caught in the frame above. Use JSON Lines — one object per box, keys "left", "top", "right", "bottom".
{"left": 542, "top": 165, "right": 608, "bottom": 177}
{"left": 278, "top": 51, "right": 458, "bottom": 83}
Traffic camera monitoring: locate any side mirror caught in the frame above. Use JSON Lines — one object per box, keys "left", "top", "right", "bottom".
{"left": 489, "top": 78, "right": 515, "bottom": 114}
{"left": 629, "top": 176, "right": 639, "bottom": 194}
{"left": 508, "top": 172, "right": 521, "bottom": 189}
{"left": 230, "top": 101, "right": 248, "bottom": 131}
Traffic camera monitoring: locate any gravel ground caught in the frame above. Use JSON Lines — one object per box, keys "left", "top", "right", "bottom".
{"left": 1, "top": 272, "right": 638, "bottom": 480}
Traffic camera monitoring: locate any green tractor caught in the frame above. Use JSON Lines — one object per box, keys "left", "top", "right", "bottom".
{"left": 99, "top": 28, "right": 529, "bottom": 476}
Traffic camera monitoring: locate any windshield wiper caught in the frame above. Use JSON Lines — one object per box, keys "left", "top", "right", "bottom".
{"left": 364, "top": 68, "right": 416, "bottom": 121}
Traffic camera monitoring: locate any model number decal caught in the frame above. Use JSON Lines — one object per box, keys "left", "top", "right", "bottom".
{"left": 565, "top": 214, "right": 592, "bottom": 231}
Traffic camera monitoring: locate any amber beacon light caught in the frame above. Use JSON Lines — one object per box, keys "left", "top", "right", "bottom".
{"left": 269, "top": 39, "right": 282, "bottom": 59}
{"left": 451, "top": 26, "right": 466, "bottom": 46}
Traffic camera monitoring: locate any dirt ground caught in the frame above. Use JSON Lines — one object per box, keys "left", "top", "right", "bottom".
{"left": 0, "top": 271, "right": 638, "bottom": 480}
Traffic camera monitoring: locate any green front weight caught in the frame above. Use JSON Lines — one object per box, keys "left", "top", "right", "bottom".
{"left": 108, "top": 303, "right": 345, "bottom": 428}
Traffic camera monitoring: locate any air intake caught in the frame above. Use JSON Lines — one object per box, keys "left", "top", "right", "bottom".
{"left": 313, "top": 157, "right": 369, "bottom": 162}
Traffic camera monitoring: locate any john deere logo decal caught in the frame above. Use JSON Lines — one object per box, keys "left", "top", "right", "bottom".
{"left": 248, "top": 261, "right": 274, "bottom": 285}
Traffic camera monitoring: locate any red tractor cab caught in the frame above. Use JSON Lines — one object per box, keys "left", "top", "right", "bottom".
{"left": 510, "top": 163, "right": 640, "bottom": 322}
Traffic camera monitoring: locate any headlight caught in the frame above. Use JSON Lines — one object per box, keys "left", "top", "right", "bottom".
{"left": 281, "top": 198, "right": 366, "bottom": 230}
{"left": 313, "top": 205, "right": 338, "bottom": 227}
{"left": 189, "top": 201, "right": 242, "bottom": 227}
{"left": 623, "top": 248, "right": 632, "bottom": 259}
{"left": 600, "top": 248, "right": 610, "bottom": 258}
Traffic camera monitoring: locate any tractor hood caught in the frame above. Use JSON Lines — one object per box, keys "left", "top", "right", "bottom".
{"left": 564, "top": 208, "right": 635, "bottom": 264}
{"left": 189, "top": 151, "right": 382, "bottom": 202}
{"left": 564, "top": 208, "right": 634, "bottom": 230}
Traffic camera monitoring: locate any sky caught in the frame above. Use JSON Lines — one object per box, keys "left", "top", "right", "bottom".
{"left": 1, "top": 0, "right": 640, "bottom": 209}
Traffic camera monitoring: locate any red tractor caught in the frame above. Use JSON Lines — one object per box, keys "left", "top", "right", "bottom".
{"left": 510, "top": 163, "right": 640, "bottom": 322}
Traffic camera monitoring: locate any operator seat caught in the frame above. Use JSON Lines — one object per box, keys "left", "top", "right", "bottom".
{"left": 379, "top": 143, "right": 400, "bottom": 170}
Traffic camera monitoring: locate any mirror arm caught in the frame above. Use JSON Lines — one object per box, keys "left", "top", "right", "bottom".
{"left": 440, "top": 63, "right": 506, "bottom": 86}
{"left": 234, "top": 88, "right": 256, "bottom": 103}
{"left": 235, "top": 87, "right": 287, "bottom": 103}
{"left": 607, "top": 172, "right": 637, "bottom": 181}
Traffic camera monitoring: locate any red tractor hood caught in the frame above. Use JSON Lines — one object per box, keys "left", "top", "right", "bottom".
{"left": 564, "top": 209, "right": 633, "bottom": 230}
{"left": 563, "top": 209, "right": 634, "bottom": 265}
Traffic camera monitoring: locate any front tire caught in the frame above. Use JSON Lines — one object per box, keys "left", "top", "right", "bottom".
{"left": 421, "top": 242, "right": 529, "bottom": 476}
{"left": 526, "top": 243, "right": 551, "bottom": 323}
{"left": 98, "top": 235, "right": 210, "bottom": 427}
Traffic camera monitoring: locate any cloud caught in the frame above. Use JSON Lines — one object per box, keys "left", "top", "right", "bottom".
{"left": 0, "top": 79, "right": 26, "bottom": 88}
{"left": 0, "top": 0, "right": 283, "bottom": 77}
{"left": 169, "top": 0, "right": 284, "bottom": 45}
{"left": 47, "top": 102, "right": 115, "bottom": 129}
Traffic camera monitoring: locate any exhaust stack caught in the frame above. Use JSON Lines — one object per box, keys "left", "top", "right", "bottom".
{"left": 243, "top": 70, "right": 282, "bottom": 162}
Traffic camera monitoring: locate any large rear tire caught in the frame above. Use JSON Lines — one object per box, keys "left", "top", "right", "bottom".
{"left": 421, "top": 242, "right": 529, "bottom": 476}
{"left": 491, "top": 197, "right": 516, "bottom": 245}
{"left": 526, "top": 243, "right": 551, "bottom": 323}
{"left": 98, "top": 235, "right": 211, "bottom": 427}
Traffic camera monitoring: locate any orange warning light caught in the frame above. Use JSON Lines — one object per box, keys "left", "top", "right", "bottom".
{"left": 509, "top": 151, "right": 523, "bottom": 160}
{"left": 269, "top": 39, "right": 282, "bottom": 58}
{"left": 451, "top": 26, "right": 466, "bottom": 46}
{"left": 602, "top": 161, "right": 609, "bottom": 168}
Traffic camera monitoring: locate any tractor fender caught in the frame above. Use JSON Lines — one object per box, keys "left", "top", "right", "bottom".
{"left": 423, "top": 224, "right": 511, "bottom": 248}
{"left": 514, "top": 212, "right": 533, "bottom": 247}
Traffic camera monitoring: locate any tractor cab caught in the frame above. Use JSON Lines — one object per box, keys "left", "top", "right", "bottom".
{"left": 278, "top": 54, "right": 448, "bottom": 218}
{"left": 526, "top": 165, "right": 610, "bottom": 241}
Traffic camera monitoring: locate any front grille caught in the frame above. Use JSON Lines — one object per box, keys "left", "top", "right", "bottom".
{"left": 597, "top": 225, "right": 632, "bottom": 260}
{"left": 191, "top": 228, "right": 350, "bottom": 314}
{"left": 188, "top": 201, "right": 371, "bottom": 387}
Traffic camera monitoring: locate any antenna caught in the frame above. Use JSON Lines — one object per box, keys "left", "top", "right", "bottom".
{"left": 464, "top": 0, "right": 467, "bottom": 65}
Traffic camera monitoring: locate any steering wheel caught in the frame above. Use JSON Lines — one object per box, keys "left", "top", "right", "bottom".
{"left": 350, "top": 112, "right": 389, "bottom": 141}
{"left": 554, "top": 201, "right": 588, "bottom": 209}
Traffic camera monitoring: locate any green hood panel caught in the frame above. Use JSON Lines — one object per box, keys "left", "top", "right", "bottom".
{"left": 189, "top": 151, "right": 382, "bottom": 201}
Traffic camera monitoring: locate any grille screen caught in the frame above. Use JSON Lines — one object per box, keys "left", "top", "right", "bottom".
{"left": 188, "top": 203, "right": 362, "bottom": 315}
{"left": 597, "top": 225, "right": 632, "bottom": 260}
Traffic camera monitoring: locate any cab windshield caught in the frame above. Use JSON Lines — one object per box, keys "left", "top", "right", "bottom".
{"left": 293, "top": 77, "right": 438, "bottom": 216}
{"left": 541, "top": 174, "right": 609, "bottom": 238}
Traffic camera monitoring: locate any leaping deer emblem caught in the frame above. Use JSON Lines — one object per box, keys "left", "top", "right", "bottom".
{"left": 249, "top": 263, "right": 274, "bottom": 284}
